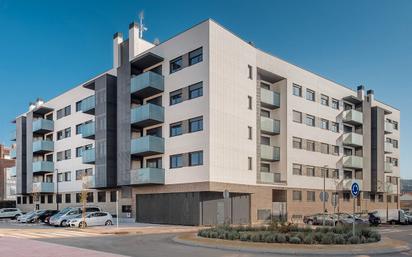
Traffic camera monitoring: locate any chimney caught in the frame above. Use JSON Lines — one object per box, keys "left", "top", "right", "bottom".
{"left": 367, "top": 89, "right": 374, "bottom": 103}
{"left": 357, "top": 85, "right": 365, "bottom": 100}
{"left": 128, "top": 22, "right": 140, "bottom": 61}
{"left": 113, "top": 32, "right": 123, "bottom": 69}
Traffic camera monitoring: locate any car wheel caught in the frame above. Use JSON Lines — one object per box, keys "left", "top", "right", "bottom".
{"left": 105, "top": 220, "right": 112, "bottom": 226}
{"left": 60, "top": 220, "right": 67, "bottom": 227}
{"left": 79, "top": 222, "right": 87, "bottom": 228}
{"left": 13, "top": 214, "right": 20, "bottom": 220}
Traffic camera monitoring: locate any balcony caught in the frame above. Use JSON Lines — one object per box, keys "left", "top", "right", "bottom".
{"left": 342, "top": 109, "right": 363, "bottom": 125}
{"left": 342, "top": 156, "right": 363, "bottom": 169}
{"left": 131, "top": 103, "right": 164, "bottom": 128}
{"left": 258, "top": 172, "right": 283, "bottom": 184}
{"left": 32, "top": 161, "right": 54, "bottom": 174}
{"left": 260, "top": 145, "right": 280, "bottom": 162}
{"left": 343, "top": 132, "right": 363, "bottom": 148}
{"left": 340, "top": 179, "right": 363, "bottom": 191}
{"left": 260, "top": 88, "right": 280, "bottom": 109}
{"left": 384, "top": 142, "right": 394, "bottom": 153}
{"left": 10, "top": 149, "right": 16, "bottom": 159}
{"left": 32, "top": 119, "right": 54, "bottom": 134}
{"left": 130, "top": 168, "right": 165, "bottom": 185}
{"left": 84, "top": 175, "right": 96, "bottom": 189}
{"left": 81, "top": 122, "right": 95, "bottom": 139}
{"left": 82, "top": 148, "right": 95, "bottom": 164}
{"left": 80, "top": 95, "right": 95, "bottom": 115}
{"left": 10, "top": 130, "right": 16, "bottom": 141}
{"left": 384, "top": 122, "right": 394, "bottom": 134}
{"left": 261, "top": 117, "right": 280, "bottom": 135}
{"left": 131, "top": 136, "right": 164, "bottom": 157}
{"left": 9, "top": 167, "right": 16, "bottom": 177}
{"left": 131, "top": 71, "right": 164, "bottom": 98}
{"left": 384, "top": 162, "right": 393, "bottom": 173}
{"left": 32, "top": 140, "right": 54, "bottom": 154}
{"left": 32, "top": 182, "right": 54, "bottom": 193}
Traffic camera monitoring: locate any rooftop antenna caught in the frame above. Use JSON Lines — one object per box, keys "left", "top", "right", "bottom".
{"left": 138, "top": 10, "right": 148, "bottom": 39}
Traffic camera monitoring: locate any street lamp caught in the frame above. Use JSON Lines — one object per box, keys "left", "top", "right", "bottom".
{"left": 55, "top": 168, "right": 59, "bottom": 211}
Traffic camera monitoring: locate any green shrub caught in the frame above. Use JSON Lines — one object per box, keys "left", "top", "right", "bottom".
{"left": 295, "top": 232, "right": 305, "bottom": 240}
{"left": 359, "top": 227, "right": 372, "bottom": 238}
{"left": 240, "top": 233, "right": 250, "bottom": 241}
{"left": 313, "top": 232, "right": 323, "bottom": 243}
{"left": 251, "top": 233, "right": 261, "bottom": 242}
{"left": 276, "top": 234, "right": 287, "bottom": 243}
{"left": 227, "top": 231, "right": 239, "bottom": 240}
{"left": 333, "top": 234, "right": 346, "bottom": 244}
{"left": 367, "top": 237, "right": 377, "bottom": 243}
{"left": 369, "top": 231, "right": 381, "bottom": 242}
{"left": 265, "top": 233, "right": 276, "bottom": 243}
{"left": 320, "top": 234, "right": 333, "bottom": 244}
{"left": 348, "top": 235, "right": 360, "bottom": 244}
{"left": 210, "top": 231, "right": 218, "bottom": 238}
{"left": 303, "top": 234, "right": 314, "bottom": 244}
{"left": 289, "top": 236, "right": 301, "bottom": 244}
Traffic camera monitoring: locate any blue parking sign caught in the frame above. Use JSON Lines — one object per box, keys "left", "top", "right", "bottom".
{"left": 351, "top": 182, "right": 360, "bottom": 198}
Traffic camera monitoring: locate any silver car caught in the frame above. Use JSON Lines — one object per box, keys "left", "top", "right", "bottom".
{"left": 49, "top": 206, "right": 101, "bottom": 227}
{"left": 68, "top": 212, "right": 113, "bottom": 228}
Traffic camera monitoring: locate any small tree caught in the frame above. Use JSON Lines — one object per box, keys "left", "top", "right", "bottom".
{"left": 79, "top": 173, "right": 90, "bottom": 229}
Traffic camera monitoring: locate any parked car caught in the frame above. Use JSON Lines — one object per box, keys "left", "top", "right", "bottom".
{"left": 336, "top": 215, "right": 369, "bottom": 226}
{"left": 17, "top": 210, "right": 36, "bottom": 222}
{"left": 37, "top": 210, "right": 59, "bottom": 223}
{"left": 19, "top": 210, "right": 44, "bottom": 223}
{"left": 404, "top": 211, "right": 412, "bottom": 224}
{"left": 68, "top": 212, "right": 113, "bottom": 228}
{"left": 49, "top": 206, "right": 102, "bottom": 227}
{"left": 368, "top": 212, "right": 381, "bottom": 226}
{"left": 313, "top": 214, "right": 336, "bottom": 226}
{"left": 373, "top": 209, "right": 407, "bottom": 224}
{"left": 303, "top": 213, "right": 322, "bottom": 225}
{"left": 0, "top": 208, "right": 22, "bottom": 219}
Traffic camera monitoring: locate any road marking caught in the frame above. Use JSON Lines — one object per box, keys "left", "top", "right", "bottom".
{"left": 0, "top": 230, "right": 102, "bottom": 239}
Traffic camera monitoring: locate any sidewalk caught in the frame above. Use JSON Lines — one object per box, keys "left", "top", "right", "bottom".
{"left": 174, "top": 233, "right": 411, "bottom": 256}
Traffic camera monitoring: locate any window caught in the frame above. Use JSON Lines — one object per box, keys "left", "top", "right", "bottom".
{"left": 332, "top": 145, "right": 339, "bottom": 156}
{"left": 189, "top": 151, "right": 203, "bottom": 166}
{"left": 122, "top": 205, "right": 132, "bottom": 213}
{"left": 76, "top": 101, "right": 82, "bottom": 112}
{"left": 331, "top": 122, "right": 339, "bottom": 133}
{"left": 57, "top": 149, "right": 71, "bottom": 161}
{"left": 320, "top": 143, "right": 329, "bottom": 154}
{"left": 321, "top": 168, "right": 329, "bottom": 178}
{"left": 76, "top": 124, "right": 82, "bottom": 135}
{"left": 332, "top": 169, "right": 339, "bottom": 179}
{"left": 320, "top": 94, "right": 329, "bottom": 106}
{"left": 41, "top": 195, "right": 45, "bottom": 204}
{"left": 170, "top": 56, "right": 183, "bottom": 73}
{"left": 189, "top": 82, "right": 203, "bottom": 99}
{"left": 306, "top": 89, "right": 315, "bottom": 101}
{"left": 57, "top": 127, "right": 71, "bottom": 140}
{"left": 248, "top": 126, "right": 252, "bottom": 140}
{"left": 17, "top": 197, "right": 21, "bottom": 204}
{"left": 248, "top": 157, "right": 252, "bottom": 170}
{"left": 260, "top": 82, "right": 270, "bottom": 90}
{"left": 293, "top": 110, "right": 302, "bottom": 123}
{"left": 393, "top": 139, "right": 399, "bottom": 149}
{"left": 64, "top": 172, "right": 71, "bottom": 182}
{"left": 292, "top": 137, "right": 302, "bottom": 149}
{"left": 306, "top": 166, "right": 315, "bottom": 176}
{"left": 261, "top": 163, "right": 270, "bottom": 173}
{"left": 76, "top": 193, "right": 81, "bottom": 203}
{"left": 343, "top": 148, "right": 353, "bottom": 156}
{"left": 306, "top": 140, "right": 315, "bottom": 151}
{"left": 343, "top": 192, "right": 351, "bottom": 202}
{"left": 344, "top": 170, "right": 352, "bottom": 179}
{"left": 98, "top": 192, "right": 106, "bottom": 203}
{"left": 248, "top": 65, "right": 253, "bottom": 79}
{"left": 170, "top": 122, "right": 182, "bottom": 137}
{"left": 29, "top": 196, "right": 33, "bottom": 204}
{"left": 189, "top": 47, "right": 203, "bottom": 66}
{"left": 394, "top": 195, "right": 399, "bottom": 203}
{"left": 170, "top": 154, "right": 183, "bottom": 169}
{"left": 110, "top": 191, "right": 117, "bottom": 202}
{"left": 261, "top": 136, "right": 270, "bottom": 145}
{"left": 58, "top": 173, "right": 63, "bottom": 182}
{"left": 170, "top": 90, "right": 183, "bottom": 105}
{"left": 292, "top": 84, "right": 302, "bottom": 97}
{"left": 305, "top": 115, "right": 315, "bottom": 127}
{"left": 320, "top": 119, "right": 329, "bottom": 130}
{"left": 76, "top": 147, "right": 83, "bottom": 157}
{"left": 393, "top": 158, "right": 399, "bottom": 167}
{"left": 293, "top": 164, "right": 302, "bottom": 175}
{"left": 248, "top": 96, "right": 252, "bottom": 110}
{"left": 87, "top": 192, "right": 94, "bottom": 203}
{"left": 307, "top": 191, "right": 316, "bottom": 202}
{"left": 261, "top": 110, "right": 270, "bottom": 118}
{"left": 293, "top": 191, "right": 302, "bottom": 201}
{"left": 332, "top": 99, "right": 339, "bottom": 110}
{"left": 189, "top": 117, "right": 203, "bottom": 133}
{"left": 76, "top": 169, "right": 84, "bottom": 180}
{"left": 57, "top": 105, "right": 71, "bottom": 119}
{"left": 56, "top": 194, "right": 62, "bottom": 204}
{"left": 47, "top": 195, "right": 53, "bottom": 204}
{"left": 378, "top": 195, "right": 384, "bottom": 202}
{"left": 393, "top": 121, "right": 398, "bottom": 130}
{"left": 147, "top": 158, "right": 162, "bottom": 168}
{"left": 65, "top": 194, "right": 71, "bottom": 203}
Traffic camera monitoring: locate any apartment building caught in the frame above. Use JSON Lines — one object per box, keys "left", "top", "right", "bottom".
{"left": 0, "top": 145, "right": 16, "bottom": 206}
{"left": 10, "top": 19, "right": 400, "bottom": 225}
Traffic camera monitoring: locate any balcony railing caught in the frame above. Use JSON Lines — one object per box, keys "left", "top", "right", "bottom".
{"left": 32, "top": 119, "right": 54, "bottom": 134}
{"left": 131, "top": 136, "right": 165, "bottom": 156}
{"left": 260, "top": 145, "right": 280, "bottom": 162}
{"left": 131, "top": 71, "right": 164, "bottom": 98}
{"left": 131, "top": 103, "right": 164, "bottom": 128}
{"left": 32, "top": 182, "right": 54, "bottom": 193}
{"left": 260, "top": 117, "right": 280, "bottom": 135}
{"left": 342, "top": 156, "right": 363, "bottom": 169}
{"left": 32, "top": 140, "right": 54, "bottom": 154}
{"left": 83, "top": 175, "right": 96, "bottom": 189}
{"left": 260, "top": 88, "right": 280, "bottom": 109}
{"left": 343, "top": 132, "right": 363, "bottom": 147}
{"left": 82, "top": 148, "right": 95, "bottom": 164}
{"left": 384, "top": 122, "right": 394, "bottom": 134}
{"left": 130, "top": 168, "right": 165, "bottom": 185}
{"left": 259, "top": 172, "right": 283, "bottom": 184}
{"left": 384, "top": 162, "right": 393, "bottom": 173}
{"left": 384, "top": 142, "right": 394, "bottom": 153}
{"left": 32, "top": 161, "right": 54, "bottom": 174}
{"left": 10, "top": 149, "right": 16, "bottom": 159}
{"left": 81, "top": 122, "right": 95, "bottom": 139}
{"left": 342, "top": 109, "right": 363, "bottom": 125}
{"left": 80, "top": 95, "right": 96, "bottom": 115}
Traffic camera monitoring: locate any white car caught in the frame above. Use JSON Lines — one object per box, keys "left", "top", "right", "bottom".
{"left": 18, "top": 210, "right": 43, "bottom": 223}
{"left": 68, "top": 212, "right": 113, "bottom": 228}
{"left": 0, "top": 208, "right": 22, "bottom": 219}
{"left": 49, "top": 206, "right": 101, "bottom": 227}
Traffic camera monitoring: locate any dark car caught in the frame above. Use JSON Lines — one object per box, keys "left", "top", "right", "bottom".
{"left": 368, "top": 212, "right": 381, "bottom": 226}
{"left": 303, "top": 213, "right": 322, "bottom": 225}
{"left": 36, "top": 210, "right": 59, "bottom": 223}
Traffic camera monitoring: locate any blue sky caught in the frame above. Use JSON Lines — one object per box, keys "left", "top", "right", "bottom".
{"left": 0, "top": 0, "right": 410, "bottom": 177}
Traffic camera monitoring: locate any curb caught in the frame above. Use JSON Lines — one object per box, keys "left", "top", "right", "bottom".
{"left": 172, "top": 234, "right": 411, "bottom": 256}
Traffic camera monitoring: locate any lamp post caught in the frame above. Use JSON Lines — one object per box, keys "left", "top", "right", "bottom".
{"left": 55, "top": 168, "right": 59, "bottom": 211}
{"left": 322, "top": 165, "right": 328, "bottom": 226}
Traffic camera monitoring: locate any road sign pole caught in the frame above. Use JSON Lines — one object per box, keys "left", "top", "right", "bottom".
{"left": 353, "top": 197, "right": 355, "bottom": 236}
{"left": 351, "top": 181, "right": 360, "bottom": 237}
